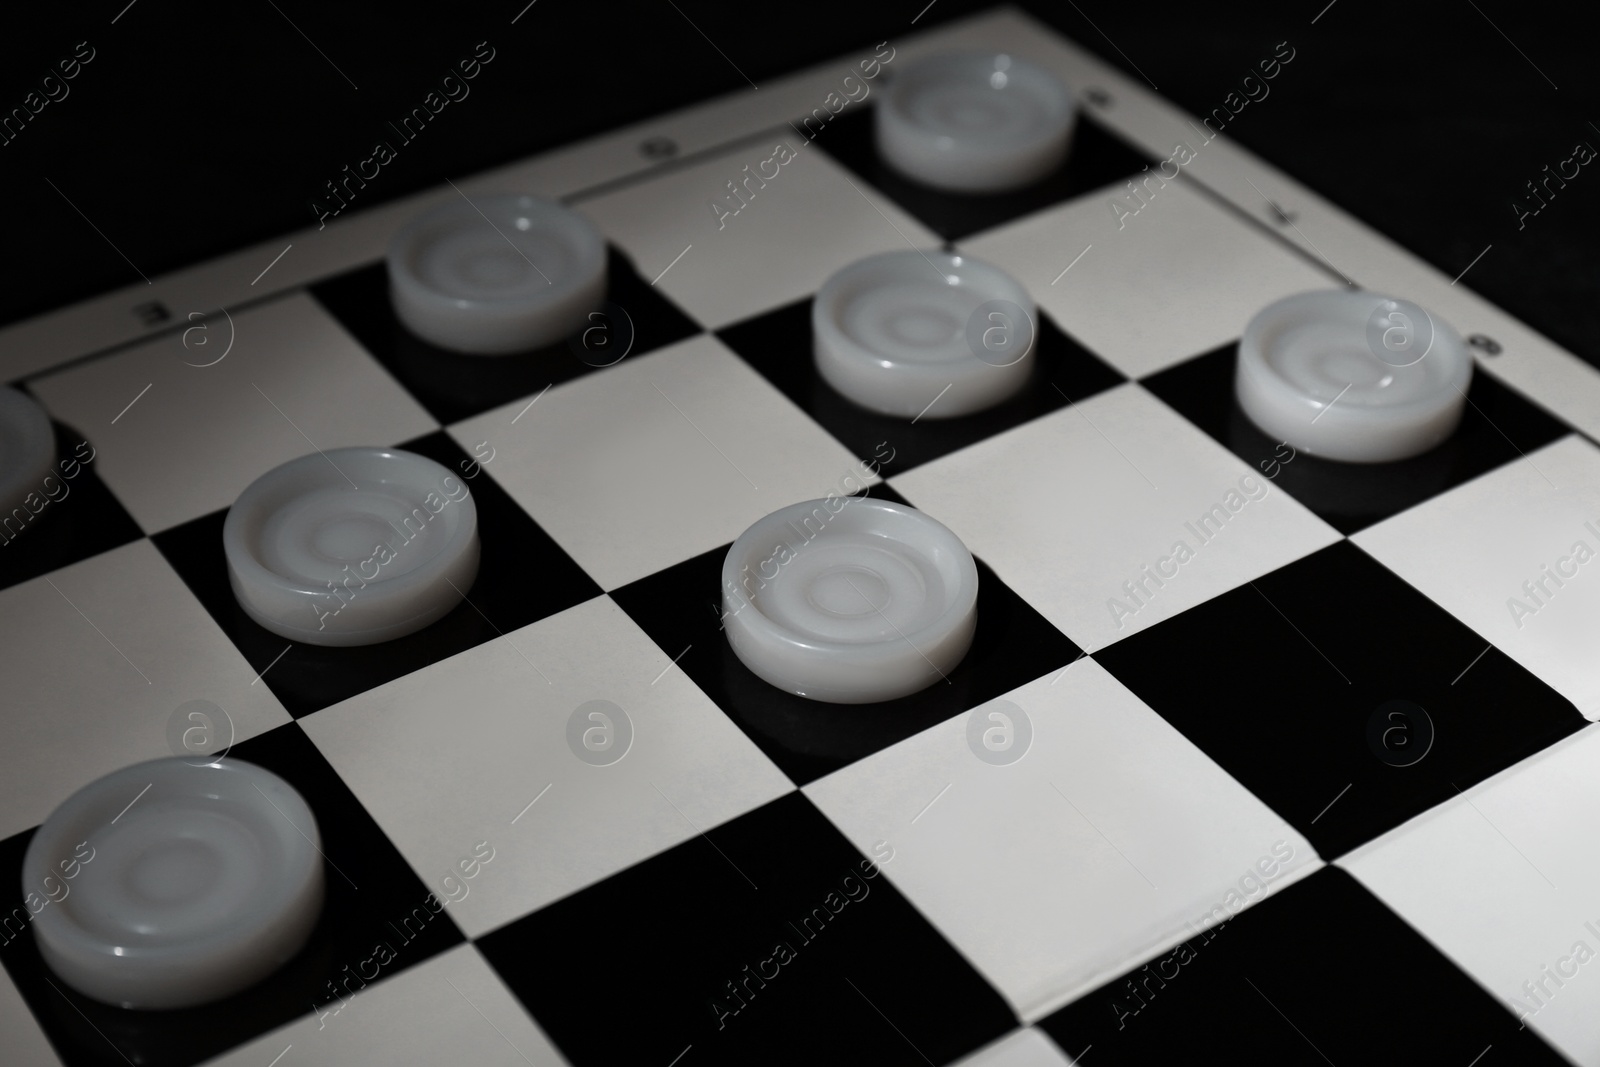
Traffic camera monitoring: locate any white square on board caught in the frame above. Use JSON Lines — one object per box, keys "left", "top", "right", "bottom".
{"left": 891, "top": 382, "right": 1339, "bottom": 653}
{"left": 1341, "top": 724, "right": 1600, "bottom": 1066}
{"left": 1352, "top": 434, "right": 1600, "bottom": 719}
{"left": 301, "top": 595, "right": 793, "bottom": 939}
{"left": 449, "top": 334, "right": 874, "bottom": 590}
{"left": 805, "top": 658, "right": 1319, "bottom": 1021}
{"left": 576, "top": 135, "right": 939, "bottom": 329}
{"left": 0, "top": 540, "right": 291, "bottom": 839}
{"left": 28, "top": 293, "right": 437, "bottom": 533}
{"left": 961, "top": 177, "right": 1335, "bottom": 379}
{"left": 952, "top": 1027, "right": 1077, "bottom": 1067}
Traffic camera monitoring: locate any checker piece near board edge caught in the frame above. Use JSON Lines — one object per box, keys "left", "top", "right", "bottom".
{"left": 722, "top": 497, "right": 979, "bottom": 704}
{"left": 876, "top": 51, "right": 1077, "bottom": 194}
{"left": 224, "top": 447, "right": 479, "bottom": 647}
{"left": 24, "top": 758, "right": 324, "bottom": 1009}
{"left": 1235, "top": 290, "right": 1474, "bottom": 463}
{"left": 387, "top": 192, "right": 607, "bottom": 355}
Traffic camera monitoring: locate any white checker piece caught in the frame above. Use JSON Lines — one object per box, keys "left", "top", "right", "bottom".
{"left": 0, "top": 540, "right": 290, "bottom": 841}
{"left": 27, "top": 293, "right": 437, "bottom": 534}
{"left": 576, "top": 135, "right": 939, "bottom": 329}
{"left": 3, "top": 8, "right": 1596, "bottom": 1063}
{"left": 201, "top": 944, "right": 569, "bottom": 1067}
{"left": 952, "top": 1027, "right": 1077, "bottom": 1067}
{"left": 448, "top": 334, "right": 874, "bottom": 591}
{"left": 891, "top": 382, "right": 1340, "bottom": 653}
{"left": 1353, "top": 434, "right": 1600, "bottom": 719}
{"left": 1341, "top": 724, "right": 1600, "bottom": 1066}
{"left": 805, "top": 658, "right": 1319, "bottom": 1021}
{"left": 960, "top": 176, "right": 1334, "bottom": 380}
{"left": 301, "top": 595, "right": 793, "bottom": 939}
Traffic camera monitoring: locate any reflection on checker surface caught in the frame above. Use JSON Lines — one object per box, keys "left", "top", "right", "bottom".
{"left": 2, "top": 8, "right": 1597, "bottom": 1067}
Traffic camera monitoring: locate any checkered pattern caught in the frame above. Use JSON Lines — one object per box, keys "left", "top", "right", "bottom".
{"left": 3, "top": 11, "right": 1599, "bottom": 1067}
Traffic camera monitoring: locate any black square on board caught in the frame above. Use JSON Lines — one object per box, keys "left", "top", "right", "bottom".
{"left": 716, "top": 298, "right": 1122, "bottom": 476}
{"left": 0, "top": 724, "right": 464, "bottom": 1067}
{"left": 1093, "top": 541, "right": 1584, "bottom": 859}
{"left": 0, "top": 415, "right": 143, "bottom": 592}
{"left": 1039, "top": 866, "right": 1567, "bottom": 1064}
{"left": 1142, "top": 343, "right": 1571, "bottom": 534}
{"left": 812, "top": 104, "right": 1153, "bottom": 241}
{"left": 150, "top": 432, "right": 600, "bottom": 718}
{"left": 611, "top": 485, "right": 1081, "bottom": 786}
{"left": 310, "top": 245, "right": 701, "bottom": 424}
{"left": 477, "top": 790, "right": 1014, "bottom": 1067}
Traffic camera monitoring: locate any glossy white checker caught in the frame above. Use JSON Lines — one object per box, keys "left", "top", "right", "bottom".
{"left": 952, "top": 1027, "right": 1076, "bottom": 1067}
{"left": 960, "top": 177, "right": 1333, "bottom": 380}
{"left": 1340, "top": 724, "right": 1600, "bottom": 1065}
{"left": 805, "top": 659, "right": 1319, "bottom": 1020}
{"left": 202, "top": 943, "right": 569, "bottom": 1067}
{"left": 0, "top": 540, "right": 290, "bottom": 840}
{"left": 575, "top": 135, "right": 938, "bottom": 329}
{"left": 891, "top": 382, "right": 1340, "bottom": 652}
{"left": 0, "top": 966, "right": 61, "bottom": 1067}
{"left": 1352, "top": 434, "right": 1600, "bottom": 719}
{"left": 301, "top": 595, "right": 793, "bottom": 939}
{"left": 448, "top": 334, "right": 874, "bottom": 590}
{"left": 0, "top": 10, "right": 1594, "bottom": 1064}
{"left": 0, "top": 12, "right": 1026, "bottom": 383}
{"left": 27, "top": 293, "right": 437, "bottom": 533}
{"left": 1156, "top": 119, "right": 1600, "bottom": 446}
{"left": 26, "top": 758, "right": 323, "bottom": 1011}
{"left": 721, "top": 497, "right": 979, "bottom": 704}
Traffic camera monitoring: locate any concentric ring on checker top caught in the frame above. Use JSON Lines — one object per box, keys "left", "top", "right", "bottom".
{"left": 388, "top": 193, "right": 607, "bottom": 355}
{"left": 23, "top": 758, "right": 324, "bottom": 1010}
{"left": 1234, "top": 289, "right": 1473, "bottom": 463}
{"left": 876, "top": 52, "right": 1076, "bottom": 193}
{"left": 721, "top": 497, "right": 979, "bottom": 704}
{"left": 813, "top": 249, "right": 1036, "bottom": 419}
{"left": 223, "top": 447, "right": 478, "bottom": 646}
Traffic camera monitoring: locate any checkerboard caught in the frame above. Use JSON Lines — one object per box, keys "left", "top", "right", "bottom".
{"left": 5, "top": 8, "right": 1600, "bottom": 1065}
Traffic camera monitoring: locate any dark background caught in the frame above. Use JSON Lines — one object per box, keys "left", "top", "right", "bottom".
{"left": 1, "top": 0, "right": 1595, "bottom": 366}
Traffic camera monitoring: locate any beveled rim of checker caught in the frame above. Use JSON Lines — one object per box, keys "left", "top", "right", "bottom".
{"left": 22, "top": 757, "right": 324, "bottom": 1010}
{"left": 0, "top": 386, "right": 57, "bottom": 518}
{"left": 721, "top": 498, "right": 979, "bottom": 704}
{"left": 388, "top": 192, "right": 607, "bottom": 355}
{"left": 223, "top": 447, "right": 479, "bottom": 647}
{"left": 877, "top": 51, "right": 1075, "bottom": 193}
{"left": 1236, "top": 289, "right": 1474, "bottom": 463}
{"left": 813, "top": 249, "right": 1037, "bottom": 419}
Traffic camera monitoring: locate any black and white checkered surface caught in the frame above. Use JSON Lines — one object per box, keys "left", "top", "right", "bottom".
{"left": 5, "top": 9, "right": 1600, "bottom": 1066}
